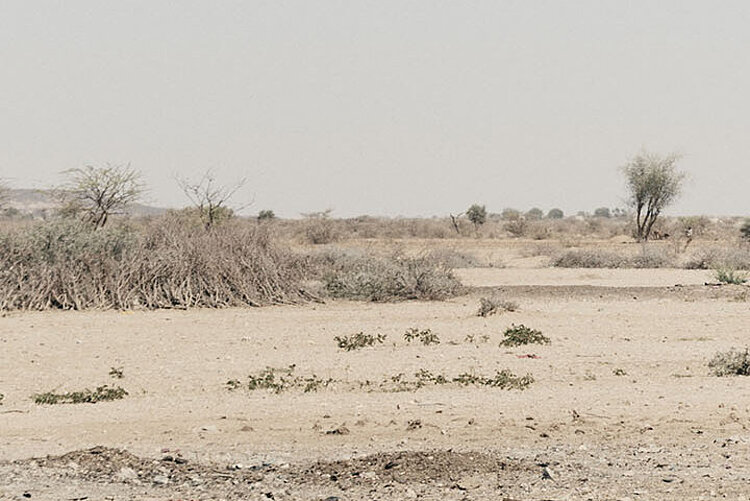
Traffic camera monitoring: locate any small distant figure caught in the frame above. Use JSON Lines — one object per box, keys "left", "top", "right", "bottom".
{"left": 684, "top": 226, "right": 694, "bottom": 250}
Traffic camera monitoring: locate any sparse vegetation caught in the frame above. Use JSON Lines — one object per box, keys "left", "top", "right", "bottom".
{"left": 109, "top": 367, "right": 124, "bottom": 379}
{"left": 32, "top": 385, "right": 128, "bottom": 405}
{"left": 335, "top": 332, "right": 386, "bottom": 351}
{"left": 613, "top": 368, "right": 627, "bottom": 376}
{"left": 234, "top": 365, "right": 334, "bottom": 394}
{"left": 500, "top": 324, "right": 550, "bottom": 347}
{"left": 708, "top": 348, "right": 750, "bottom": 376}
{"left": 404, "top": 328, "right": 440, "bottom": 345}
{"left": 464, "top": 333, "right": 490, "bottom": 344}
{"left": 453, "top": 370, "right": 534, "bottom": 390}
{"left": 477, "top": 296, "right": 518, "bottom": 317}
{"left": 386, "top": 369, "right": 533, "bottom": 392}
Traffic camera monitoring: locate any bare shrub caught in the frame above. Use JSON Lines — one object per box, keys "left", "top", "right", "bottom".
{"left": 301, "top": 210, "right": 338, "bottom": 244}
{"left": 477, "top": 296, "right": 518, "bottom": 317}
{"left": 709, "top": 348, "right": 750, "bottom": 376}
{"left": 0, "top": 218, "right": 308, "bottom": 310}
{"left": 630, "top": 248, "right": 674, "bottom": 268}
{"left": 553, "top": 248, "right": 674, "bottom": 268}
{"left": 552, "top": 249, "right": 629, "bottom": 268}
{"left": 683, "top": 247, "right": 750, "bottom": 270}
{"left": 321, "top": 251, "right": 463, "bottom": 302}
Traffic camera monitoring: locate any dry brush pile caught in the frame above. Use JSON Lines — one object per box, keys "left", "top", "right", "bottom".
{"left": 0, "top": 217, "right": 309, "bottom": 310}
{"left": 0, "top": 217, "right": 465, "bottom": 311}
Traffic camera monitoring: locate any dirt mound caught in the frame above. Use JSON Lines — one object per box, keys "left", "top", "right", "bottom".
{"left": 295, "top": 450, "right": 526, "bottom": 486}
{"left": 25, "top": 446, "right": 264, "bottom": 489}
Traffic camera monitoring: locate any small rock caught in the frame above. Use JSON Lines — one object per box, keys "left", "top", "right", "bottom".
{"left": 153, "top": 474, "right": 170, "bottom": 485}
{"left": 115, "top": 467, "right": 138, "bottom": 482}
{"left": 542, "top": 467, "right": 555, "bottom": 480}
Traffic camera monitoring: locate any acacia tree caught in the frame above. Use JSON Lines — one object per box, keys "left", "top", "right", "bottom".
{"left": 56, "top": 164, "right": 144, "bottom": 229}
{"left": 622, "top": 151, "right": 685, "bottom": 241}
{"left": 177, "top": 170, "right": 248, "bottom": 229}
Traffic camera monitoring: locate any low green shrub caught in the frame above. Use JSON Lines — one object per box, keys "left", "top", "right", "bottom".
{"left": 500, "top": 324, "right": 550, "bottom": 347}
{"left": 33, "top": 385, "right": 128, "bottom": 405}
{"left": 335, "top": 332, "right": 386, "bottom": 351}
{"left": 709, "top": 348, "right": 750, "bottom": 376}
{"left": 404, "top": 328, "right": 440, "bottom": 345}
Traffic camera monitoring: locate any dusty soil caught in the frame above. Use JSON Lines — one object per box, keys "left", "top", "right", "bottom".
{"left": 2, "top": 266, "right": 750, "bottom": 500}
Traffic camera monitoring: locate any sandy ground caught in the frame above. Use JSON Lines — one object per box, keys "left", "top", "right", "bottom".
{"left": 1, "top": 268, "right": 750, "bottom": 500}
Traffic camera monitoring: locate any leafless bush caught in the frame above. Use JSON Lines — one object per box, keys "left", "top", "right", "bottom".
{"left": 477, "top": 296, "right": 518, "bottom": 317}
{"left": 552, "top": 249, "right": 630, "bottom": 268}
{"left": 321, "top": 250, "right": 464, "bottom": 302}
{"left": 552, "top": 247, "right": 674, "bottom": 268}
{"left": 0, "top": 217, "right": 308, "bottom": 310}
{"left": 683, "top": 247, "right": 750, "bottom": 270}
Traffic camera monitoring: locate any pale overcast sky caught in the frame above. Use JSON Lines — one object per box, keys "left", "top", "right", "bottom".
{"left": 1, "top": 1, "right": 749, "bottom": 217}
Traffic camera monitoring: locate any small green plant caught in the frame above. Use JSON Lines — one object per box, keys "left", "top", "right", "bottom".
{"left": 226, "top": 379, "right": 242, "bottom": 390}
{"left": 404, "top": 328, "right": 440, "bottom": 345}
{"left": 453, "top": 370, "right": 534, "bottom": 390}
{"left": 334, "top": 332, "right": 386, "bottom": 351}
{"left": 0, "top": 393, "right": 4, "bottom": 405}
{"left": 499, "top": 324, "right": 550, "bottom": 347}
{"left": 383, "top": 369, "right": 533, "bottom": 392}
{"left": 239, "top": 365, "right": 333, "bottom": 394}
{"left": 714, "top": 266, "right": 748, "bottom": 285}
{"left": 613, "top": 368, "right": 627, "bottom": 376}
{"left": 477, "top": 297, "right": 518, "bottom": 317}
{"left": 414, "top": 369, "right": 448, "bottom": 387}
{"left": 33, "top": 385, "right": 128, "bottom": 405}
{"left": 464, "top": 333, "right": 490, "bottom": 344}
{"left": 109, "top": 366, "right": 124, "bottom": 379}
{"left": 709, "top": 348, "right": 750, "bottom": 376}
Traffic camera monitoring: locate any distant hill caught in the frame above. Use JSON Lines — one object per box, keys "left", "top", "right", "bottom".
{"left": 3, "top": 189, "right": 167, "bottom": 217}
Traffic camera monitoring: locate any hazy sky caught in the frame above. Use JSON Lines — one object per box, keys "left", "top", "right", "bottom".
{"left": 1, "top": 1, "right": 749, "bottom": 217}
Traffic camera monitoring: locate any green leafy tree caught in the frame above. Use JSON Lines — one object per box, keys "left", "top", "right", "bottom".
{"left": 593, "top": 207, "right": 611, "bottom": 218}
{"left": 525, "top": 207, "right": 544, "bottom": 221}
{"left": 622, "top": 151, "right": 686, "bottom": 241}
{"left": 466, "top": 204, "right": 487, "bottom": 230}
{"left": 546, "top": 208, "right": 564, "bottom": 219}
{"left": 55, "top": 164, "right": 144, "bottom": 229}
{"left": 258, "top": 209, "right": 276, "bottom": 221}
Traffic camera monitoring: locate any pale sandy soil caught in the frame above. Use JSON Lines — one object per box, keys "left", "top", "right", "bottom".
{"left": 455, "top": 268, "right": 713, "bottom": 287}
{"left": 1, "top": 267, "right": 750, "bottom": 500}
